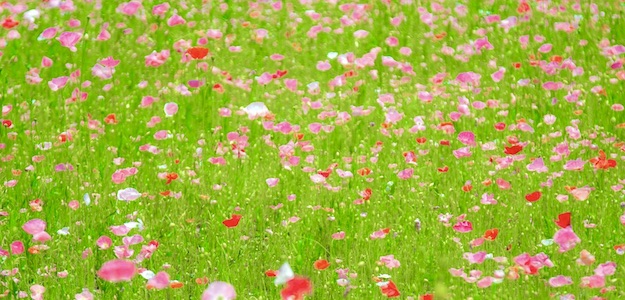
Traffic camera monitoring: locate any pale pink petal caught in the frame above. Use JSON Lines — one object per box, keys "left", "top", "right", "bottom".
{"left": 201, "top": 281, "right": 237, "bottom": 300}
{"left": 23, "top": 219, "right": 46, "bottom": 235}
{"left": 548, "top": 275, "right": 573, "bottom": 287}
{"left": 97, "top": 260, "right": 137, "bottom": 282}
{"left": 164, "top": 102, "right": 178, "bottom": 117}
{"left": 147, "top": 271, "right": 170, "bottom": 289}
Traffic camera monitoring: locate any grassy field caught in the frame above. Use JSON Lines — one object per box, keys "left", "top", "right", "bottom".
{"left": 1, "top": 0, "right": 625, "bottom": 299}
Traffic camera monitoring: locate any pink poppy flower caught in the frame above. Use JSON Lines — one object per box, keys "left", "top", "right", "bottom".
{"left": 548, "top": 275, "right": 573, "bottom": 287}
{"left": 57, "top": 31, "right": 82, "bottom": 51}
{"left": 379, "top": 255, "right": 400, "bottom": 269}
{"left": 10, "top": 241, "right": 24, "bottom": 255}
{"left": 452, "top": 221, "right": 473, "bottom": 233}
{"left": 553, "top": 227, "right": 581, "bottom": 253}
{"left": 97, "top": 236, "right": 113, "bottom": 250}
{"left": 23, "top": 219, "right": 46, "bottom": 235}
{"left": 147, "top": 271, "right": 170, "bottom": 290}
{"left": 97, "top": 260, "right": 137, "bottom": 282}
{"left": 580, "top": 275, "right": 605, "bottom": 289}
{"left": 201, "top": 281, "right": 236, "bottom": 300}
{"left": 594, "top": 262, "right": 616, "bottom": 277}
{"left": 463, "top": 251, "right": 487, "bottom": 264}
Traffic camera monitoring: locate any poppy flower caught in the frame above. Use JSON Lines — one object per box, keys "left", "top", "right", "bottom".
{"left": 2, "top": 18, "right": 19, "bottom": 29}
{"left": 313, "top": 259, "right": 330, "bottom": 270}
{"left": 343, "top": 70, "right": 356, "bottom": 78}
{"left": 504, "top": 145, "right": 523, "bottom": 155}
{"left": 379, "top": 280, "right": 400, "bottom": 298}
{"left": 318, "top": 169, "right": 331, "bottom": 178}
{"left": 433, "top": 32, "right": 447, "bottom": 40}
{"left": 421, "top": 294, "right": 434, "bottom": 300}
{"left": 165, "top": 172, "right": 178, "bottom": 184}
{"left": 201, "top": 281, "right": 236, "bottom": 300}
{"left": 59, "top": 132, "right": 72, "bottom": 143}
{"left": 97, "top": 259, "right": 137, "bottom": 282}
{"left": 2, "top": 120, "right": 12, "bottom": 128}
{"left": 484, "top": 228, "right": 499, "bottom": 241}
{"left": 104, "top": 113, "right": 117, "bottom": 124}
{"left": 280, "top": 276, "right": 312, "bottom": 300}
{"left": 222, "top": 214, "right": 242, "bottom": 228}
{"left": 196, "top": 277, "right": 210, "bottom": 285}
{"left": 525, "top": 191, "right": 541, "bottom": 202}
{"left": 555, "top": 212, "right": 571, "bottom": 228}
{"left": 357, "top": 168, "right": 372, "bottom": 176}
{"left": 264, "top": 270, "right": 277, "bottom": 277}
{"left": 276, "top": 70, "right": 288, "bottom": 78}
{"left": 213, "top": 83, "right": 224, "bottom": 93}
{"left": 517, "top": 2, "right": 530, "bottom": 13}
{"left": 416, "top": 137, "right": 427, "bottom": 144}
{"left": 590, "top": 150, "right": 617, "bottom": 170}
{"left": 437, "top": 166, "right": 449, "bottom": 173}
{"left": 361, "top": 188, "right": 372, "bottom": 201}
{"left": 494, "top": 122, "right": 506, "bottom": 131}
{"left": 186, "top": 47, "right": 210, "bottom": 59}
{"left": 551, "top": 55, "right": 563, "bottom": 63}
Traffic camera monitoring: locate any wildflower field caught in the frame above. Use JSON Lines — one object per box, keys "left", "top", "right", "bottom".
{"left": 1, "top": 0, "right": 625, "bottom": 299}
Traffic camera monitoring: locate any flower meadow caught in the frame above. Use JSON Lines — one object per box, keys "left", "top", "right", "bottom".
{"left": 1, "top": 0, "right": 625, "bottom": 299}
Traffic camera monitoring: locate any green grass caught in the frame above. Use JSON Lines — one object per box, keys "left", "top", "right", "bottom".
{"left": 1, "top": 0, "right": 625, "bottom": 299}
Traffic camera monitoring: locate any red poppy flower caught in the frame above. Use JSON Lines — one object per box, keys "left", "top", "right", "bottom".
{"left": 265, "top": 270, "right": 277, "bottom": 277}
{"left": 222, "top": 214, "right": 242, "bottom": 228}
{"left": 416, "top": 137, "right": 427, "bottom": 144}
{"left": 276, "top": 70, "right": 288, "bottom": 78}
{"left": 462, "top": 184, "right": 473, "bottom": 192}
{"left": 281, "top": 276, "right": 312, "bottom": 300}
{"left": 318, "top": 169, "right": 332, "bottom": 178}
{"left": 525, "top": 191, "right": 541, "bottom": 202}
{"left": 58, "top": 132, "right": 72, "bottom": 143}
{"left": 494, "top": 122, "right": 506, "bottom": 131}
{"left": 213, "top": 83, "right": 224, "bottom": 93}
{"left": 165, "top": 172, "right": 178, "bottom": 184}
{"left": 434, "top": 32, "right": 447, "bottom": 40}
{"left": 484, "top": 228, "right": 499, "bottom": 241}
{"left": 504, "top": 145, "right": 523, "bottom": 155}
{"left": 2, "top": 18, "right": 19, "bottom": 29}
{"left": 590, "top": 150, "right": 617, "bottom": 170}
{"left": 357, "top": 168, "right": 372, "bottom": 176}
{"left": 551, "top": 55, "right": 563, "bottom": 63}
{"left": 361, "top": 188, "right": 372, "bottom": 201}
{"left": 437, "top": 166, "right": 449, "bottom": 173}
{"left": 517, "top": 2, "right": 530, "bottom": 13}
{"left": 379, "top": 280, "right": 400, "bottom": 298}
{"left": 555, "top": 212, "right": 571, "bottom": 228}
{"left": 439, "top": 140, "right": 450, "bottom": 146}
{"left": 2, "top": 119, "right": 12, "bottom": 128}
{"left": 186, "top": 47, "right": 210, "bottom": 59}
{"left": 313, "top": 259, "right": 330, "bottom": 270}
{"left": 104, "top": 113, "right": 117, "bottom": 124}
{"left": 421, "top": 294, "right": 434, "bottom": 300}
